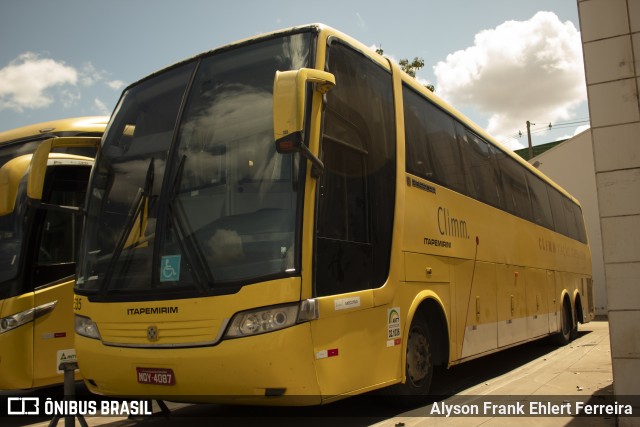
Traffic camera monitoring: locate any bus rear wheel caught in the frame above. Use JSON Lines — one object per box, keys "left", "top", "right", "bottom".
{"left": 553, "top": 298, "right": 575, "bottom": 346}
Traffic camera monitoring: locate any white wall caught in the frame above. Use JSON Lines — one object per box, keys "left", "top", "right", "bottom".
{"left": 578, "top": 0, "right": 640, "bottom": 419}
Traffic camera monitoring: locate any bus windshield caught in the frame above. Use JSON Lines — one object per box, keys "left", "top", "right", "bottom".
{"left": 77, "top": 32, "right": 313, "bottom": 299}
{"left": 0, "top": 140, "right": 52, "bottom": 291}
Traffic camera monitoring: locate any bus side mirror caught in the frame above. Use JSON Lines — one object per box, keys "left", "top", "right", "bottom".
{"left": 0, "top": 156, "right": 32, "bottom": 216}
{"left": 27, "top": 136, "right": 101, "bottom": 212}
{"left": 273, "top": 68, "right": 335, "bottom": 175}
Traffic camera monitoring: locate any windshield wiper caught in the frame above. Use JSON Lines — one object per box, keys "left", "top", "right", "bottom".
{"left": 161, "top": 155, "right": 215, "bottom": 291}
{"left": 100, "top": 158, "right": 154, "bottom": 292}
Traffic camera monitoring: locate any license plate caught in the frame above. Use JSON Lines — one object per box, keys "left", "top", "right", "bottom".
{"left": 136, "top": 367, "right": 175, "bottom": 386}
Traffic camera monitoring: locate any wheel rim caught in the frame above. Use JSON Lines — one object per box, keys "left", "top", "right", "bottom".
{"left": 406, "top": 326, "right": 429, "bottom": 386}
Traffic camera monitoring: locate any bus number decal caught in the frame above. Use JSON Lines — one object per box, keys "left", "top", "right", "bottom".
{"left": 387, "top": 308, "right": 402, "bottom": 346}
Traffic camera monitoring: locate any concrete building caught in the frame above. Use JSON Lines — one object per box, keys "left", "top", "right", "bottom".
{"left": 577, "top": 0, "right": 640, "bottom": 422}
{"left": 529, "top": 131, "right": 607, "bottom": 316}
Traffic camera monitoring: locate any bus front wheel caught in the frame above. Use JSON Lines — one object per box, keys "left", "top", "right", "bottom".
{"left": 387, "top": 316, "right": 433, "bottom": 402}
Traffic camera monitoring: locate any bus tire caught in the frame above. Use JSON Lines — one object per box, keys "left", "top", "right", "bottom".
{"left": 387, "top": 316, "right": 433, "bottom": 404}
{"left": 553, "top": 298, "right": 574, "bottom": 346}
{"left": 570, "top": 302, "right": 580, "bottom": 341}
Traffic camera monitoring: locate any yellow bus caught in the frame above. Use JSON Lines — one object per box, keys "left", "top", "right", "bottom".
{"left": 0, "top": 117, "right": 106, "bottom": 389}
{"left": 64, "top": 24, "right": 593, "bottom": 404}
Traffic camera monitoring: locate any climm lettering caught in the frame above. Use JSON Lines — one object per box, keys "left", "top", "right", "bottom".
{"left": 127, "top": 307, "right": 178, "bottom": 315}
{"left": 437, "top": 207, "right": 469, "bottom": 239}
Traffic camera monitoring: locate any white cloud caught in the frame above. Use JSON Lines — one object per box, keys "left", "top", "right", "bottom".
{"left": 60, "top": 88, "right": 82, "bottom": 108}
{"left": 82, "top": 63, "right": 125, "bottom": 91}
{"left": 80, "top": 62, "right": 108, "bottom": 87}
{"left": 0, "top": 52, "right": 77, "bottom": 112}
{"left": 434, "top": 11, "right": 587, "bottom": 140}
{"left": 500, "top": 137, "right": 527, "bottom": 151}
{"left": 0, "top": 53, "right": 123, "bottom": 113}
{"left": 555, "top": 124, "right": 591, "bottom": 141}
{"left": 573, "top": 124, "right": 590, "bottom": 136}
{"left": 106, "top": 79, "right": 125, "bottom": 90}
{"left": 93, "top": 98, "right": 110, "bottom": 115}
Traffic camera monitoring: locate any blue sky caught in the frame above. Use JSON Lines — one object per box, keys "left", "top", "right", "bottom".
{"left": 0, "top": 0, "right": 588, "bottom": 149}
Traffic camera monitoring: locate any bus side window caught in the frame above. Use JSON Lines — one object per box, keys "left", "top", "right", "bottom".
{"left": 495, "top": 150, "right": 533, "bottom": 221}
{"left": 32, "top": 165, "right": 90, "bottom": 287}
{"left": 402, "top": 85, "right": 466, "bottom": 194}
{"left": 526, "top": 172, "right": 554, "bottom": 230}
{"left": 458, "top": 127, "right": 502, "bottom": 208}
{"left": 562, "top": 196, "right": 580, "bottom": 241}
{"left": 315, "top": 41, "right": 396, "bottom": 297}
{"left": 548, "top": 187, "right": 569, "bottom": 237}
{"left": 572, "top": 203, "right": 588, "bottom": 243}
{"left": 404, "top": 88, "right": 436, "bottom": 180}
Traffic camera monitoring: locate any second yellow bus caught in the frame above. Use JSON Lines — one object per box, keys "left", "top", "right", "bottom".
{"left": 0, "top": 117, "right": 106, "bottom": 390}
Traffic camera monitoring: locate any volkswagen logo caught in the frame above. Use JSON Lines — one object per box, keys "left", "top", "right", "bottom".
{"left": 147, "top": 326, "right": 158, "bottom": 342}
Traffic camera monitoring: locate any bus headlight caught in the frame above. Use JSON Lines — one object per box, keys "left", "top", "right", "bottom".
{"left": 224, "top": 303, "right": 301, "bottom": 338}
{"left": 75, "top": 315, "right": 101, "bottom": 340}
{"left": 0, "top": 301, "right": 57, "bottom": 335}
{"left": 0, "top": 308, "right": 35, "bottom": 334}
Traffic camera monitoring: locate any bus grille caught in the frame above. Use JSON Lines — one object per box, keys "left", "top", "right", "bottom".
{"left": 98, "top": 319, "right": 228, "bottom": 348}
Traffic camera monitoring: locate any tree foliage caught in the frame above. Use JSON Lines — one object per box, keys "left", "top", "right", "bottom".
{"left": 398, "top": 57, "right": 424, "bottom": 78}
{"left": 376, "top": 48, "right": 434, "bottom": 92}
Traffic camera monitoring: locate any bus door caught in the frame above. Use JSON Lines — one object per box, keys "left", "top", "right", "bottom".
{"left": 29, "top": 160, "right": 92, "bottom": 386}
{"left": 308, "top": 39, "right": 399, "bottom": 398}
{"left": 310, "top": 133, "right": 389, "bottom": 396}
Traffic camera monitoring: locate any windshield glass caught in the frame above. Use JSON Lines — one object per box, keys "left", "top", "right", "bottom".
{"left": 0, "top": 179, "right": 28, "bottom": 289}
{"left": 0, "top": 141, "right": 41, "bottom": 288}
{"left": 0, "top": 159, "right": 91, "bottom": 298}
{"left": 77, "top": 32, "right": 313, "bottom": 299}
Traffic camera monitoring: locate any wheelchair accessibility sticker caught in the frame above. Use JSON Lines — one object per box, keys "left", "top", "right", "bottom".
{"left": 160, "top": 255, "right": 181, "bottom": 282}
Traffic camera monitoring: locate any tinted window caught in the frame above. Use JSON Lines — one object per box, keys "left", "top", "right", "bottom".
{"left": 563, "top": 196, "right": 579, "bottom": 240}
{"left": 573, "top": 203, "right": 588, "bottom": 243}
{"left": 315, "top": 41, "right": 396, "bottom": 296}
{"left": 32, "top": 165, "right": 91, "bottom": 287}
{"left": 459, "top": 129, "right": 502, "bottom": 207}
{"left": 496, "top": 150, "right": 533, "bottom": 220}
{"left": 317, "top": 140, "right": 368, "bottom": 243}
{"left": 401, "top": 83, "right": 586, "bottom": 245}
{"left": 403, "top": 86, "right": 466, "bottom": 194}
{"left": 548, "top": 188, "right": 568, "bottom": 236}
{"left": 526, "top": 172, "right": 554, "bottom": 229}
{"left": 79, "top": 34, "right": 315, "bottom": 299}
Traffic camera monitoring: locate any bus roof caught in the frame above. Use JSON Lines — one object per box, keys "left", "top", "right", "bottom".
{"left": 0, "top": 116, "right": 109, "bottom": 146}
